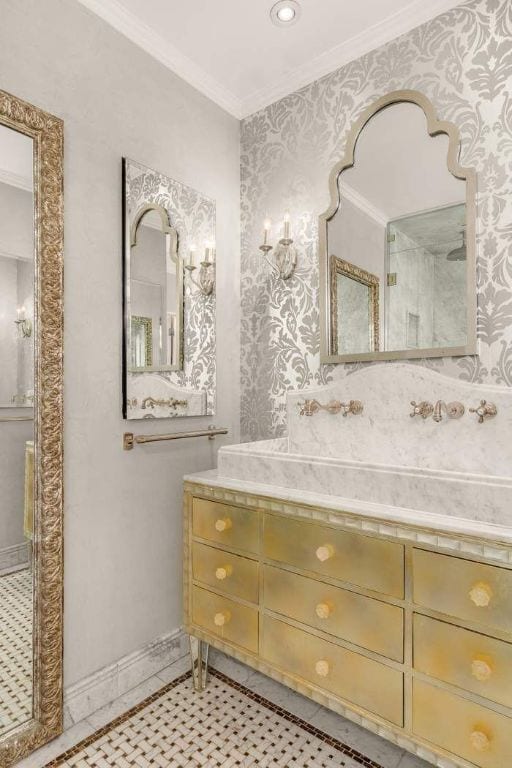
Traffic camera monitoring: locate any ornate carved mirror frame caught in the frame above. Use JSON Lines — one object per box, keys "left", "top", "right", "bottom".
{"left": 319, "top": 90, "right": 477, "bottom": 364}
{"left": 0, "top": 90, "right": 64, "bottom": 766}
{"left": 330, "top": 255, "right": 380, "bottom": 355}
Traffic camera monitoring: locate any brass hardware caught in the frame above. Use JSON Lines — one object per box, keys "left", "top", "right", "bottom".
{"left": 470, "top": 399, "right": 497, "bottom": 424}
{"left": 214, "top": 518, "right": 232, "bottom": 533}
{"left": 432, "top": 400, "right": 465, "bottom": 422}
{"left": 471, "top": 659, "right": 492, "bottom": 682}
{"left": 123, "top": 425, "right": 228, "bottom": 449}
{"left": 299, "top": 399, "right": 363, "bottom": 417}
{"left": 215, "top": 565, "right": 232, "bottom": 581}
{"left": 316, "top": 545, "right": 334, "bottom": 562}
{"left": 190, "top": 637, "right": 209, "bottom": 692}
{"left": 387, "top": 272, "right": 397, "bottom": 286}
{"left": 315, "top": 602, "right": 332, "bottom": 620}
{"left": 0, "top": 416, "right": 34, "bottom": 422}
{"left": 469, "top": 581, "right": 493, "bottom": 608}
{"left": 213, "top": 611, "right": 230, "bottom": 627}
{"left": 141, "top": 396, "right": 188, "bottom": 410}
{"left": 469, "top": 730, "right": 490, "bottom": 752}
{"left": 409, "top": 401, "right": 434, "bottom": 419}
{"left": 315, "top": 659, "right": 330, "bottom": 677}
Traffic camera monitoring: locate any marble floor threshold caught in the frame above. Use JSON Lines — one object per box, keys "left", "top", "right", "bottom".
{"left": 14, "top": 651, "right": 430, "bottom": 768}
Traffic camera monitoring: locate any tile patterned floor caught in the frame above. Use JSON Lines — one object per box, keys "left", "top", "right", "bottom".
{"left": 43, "top": 669, "right": 387, "bottom": 768}
{"left": 0, "top": 568, "right": 33, "bottom": 734}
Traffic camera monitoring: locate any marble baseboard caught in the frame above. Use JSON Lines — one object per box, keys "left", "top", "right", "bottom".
{"left": 63, "top": 628, "right": 189, "bottom": 729}
{"left": 0, "top": 541, "right": 29, "bottom": 575}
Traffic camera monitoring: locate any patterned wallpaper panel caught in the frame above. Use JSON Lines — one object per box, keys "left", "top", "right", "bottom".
{"left": 240, "top": 0, "right": 512, "bottom": 441}
{"left": 125, "top": 159, "right": 216, "bottom": 418}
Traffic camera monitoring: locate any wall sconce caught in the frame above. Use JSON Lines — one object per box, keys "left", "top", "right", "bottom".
{"left": 185, "top": 241, "right": 215, "bottom": 296}
{"left": 14, "top": 306, "right": 32, "bottom": 338}
{"left": 259, "top": 213, "right": 297, "bottom": 280}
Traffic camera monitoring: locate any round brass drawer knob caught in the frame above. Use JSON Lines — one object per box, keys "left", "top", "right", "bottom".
{"left": 470, "top": 730, "right": 490, "bottom": 752}
{"left": 213, "top": 611, "right": 230, "bottom": 627}
{"left": 316, "top": 545, "right": 334, "bottom": 562}
{"left": 215, "top": 566, "right": 232, "bottom": 581}
{"left": 471, "top": 659, "right": 493, "bottom": 682}
{"left": 469, "top": 581, "right": 493, "bottom": 607}
{"left": 315, "top": 660, "right": 330, "bottom": 677}
{"left": 315, "top": 602, "right": 332, "bottom": 620}
{"left": 215, "top": 517, "right": 232, "bottom": 532}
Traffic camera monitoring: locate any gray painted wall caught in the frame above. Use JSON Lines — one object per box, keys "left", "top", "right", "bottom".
{"left": 0, "top": 0, "right": 240, "bottom": 686}
{"left": 240, "top": 0, "right": 512, "bottom": 441}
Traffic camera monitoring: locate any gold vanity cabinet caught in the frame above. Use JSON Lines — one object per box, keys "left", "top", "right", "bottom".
{"left": 413, "top": 614, "right": 512, "bottom": 709}
{"left": 191, "top": 585, "right": 259, "bottom": 654}
{"left": 263, "top": 615, "right": 404, "bottom": 726}
{"left": 192, "top": 498, "right": 260, "bottom": 555}
{"left": 413, "top": 549, "right": 512, "bottom": 634}
{"left": 264, "top": 565, "right": 404, "bottom": 661}
{"left": 263, "top": 513, "right": 404, "bottom": 598}
{"left": 192, "top": 542, "right": 259, "bottom": 604}
{"left": 413, "top": 679, "right": 512, "bottom": 768}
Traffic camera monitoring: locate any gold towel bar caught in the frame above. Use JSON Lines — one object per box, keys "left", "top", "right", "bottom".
{"left": 123, "top": 425, "right": 228, "bottom": 450}
{"left": 0, "top": 416, "right": 34, "bottom": 422}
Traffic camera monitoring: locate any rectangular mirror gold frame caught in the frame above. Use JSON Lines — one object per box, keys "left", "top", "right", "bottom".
{"left": 0, "top": 89, "right": 64, "bottom": 767}
{"left": 330, "top": 255, "right": 380, "bottom": 355}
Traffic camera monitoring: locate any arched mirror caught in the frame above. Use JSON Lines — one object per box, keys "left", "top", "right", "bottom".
{"left": 319, "top": 91, "right": 477, "bottom": 364}
{"left": 128, "top": 204, "right": 183, "bottom": 372}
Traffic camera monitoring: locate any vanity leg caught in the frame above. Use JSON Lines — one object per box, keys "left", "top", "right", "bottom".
{"left": 189, "top": 636, "right": 209, "bottom": 691}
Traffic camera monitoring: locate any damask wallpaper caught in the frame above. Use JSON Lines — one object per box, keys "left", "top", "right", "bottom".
{"left": 125, "top": 159, "right": 216, "bottom": 418}
{"left": 240, "top": 0, "right": 512, "bottom": 441}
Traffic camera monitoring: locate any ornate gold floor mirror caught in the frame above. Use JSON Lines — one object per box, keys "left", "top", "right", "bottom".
{"left": 0, "top": 90, "right": 63, "bottom": 766}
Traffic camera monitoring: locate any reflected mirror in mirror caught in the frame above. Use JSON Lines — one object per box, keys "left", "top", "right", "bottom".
{"left": 123, "top": 159, "right": 216, "bottom": 420}
{"left": 0, "top": 123, "right": 35, "bottom": 737}
{"left": 129, "top": 207, "right": 182, "bottom": 371}
{"left": 322, "top": 94, "right": 476, "bottom": 363}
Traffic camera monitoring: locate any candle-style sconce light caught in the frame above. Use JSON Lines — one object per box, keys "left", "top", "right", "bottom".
{"left": 259, "top": 213, "right": 297, "bottom": 280}
{"left": 14, "top": 306, "right": 32, "bottom": 338}
{"left": 185, "top": 241, "right": 215, "bottom": 296}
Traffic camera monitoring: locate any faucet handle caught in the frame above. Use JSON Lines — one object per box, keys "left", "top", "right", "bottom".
{"left": 410, "top": 401, "right": 434, "bottom": 419}
{"left": 341, "top": 400, "right": 364, "bottom": 417}
{"left": 470, "top": 400, "right": 497, "bottom": 424}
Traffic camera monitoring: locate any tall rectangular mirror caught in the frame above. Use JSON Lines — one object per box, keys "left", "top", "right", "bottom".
{"left": 123, "top": 159, "right": 216, "bottom": 420}
{"left": 0, "top": 90, "right": 63, "bottom": 767}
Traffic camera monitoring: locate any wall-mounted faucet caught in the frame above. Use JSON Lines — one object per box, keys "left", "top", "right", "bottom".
{"left": 410, "top": 398, "right": 497, "bottom": 424}
{"left": 299, "top": 399, "right": 364, "bottom": 417}
{"left": 432, "top": 400, "right": 465, "bottom": 423}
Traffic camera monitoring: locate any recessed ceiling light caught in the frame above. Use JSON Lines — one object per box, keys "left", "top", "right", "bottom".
{"left": 270, "top": 1, "right": 301, "bottom": 27}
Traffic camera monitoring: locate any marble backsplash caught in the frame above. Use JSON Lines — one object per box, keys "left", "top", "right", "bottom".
{"left": 286, "top": 363, "right": 512, "bottom": 478}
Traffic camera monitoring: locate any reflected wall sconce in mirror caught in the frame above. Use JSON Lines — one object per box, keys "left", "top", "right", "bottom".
{"left": 259, "top": 213, "right": 297, "bottom": 280}
{"left": 185, "top": 241, "right": 215, "bottom": 296}
{"left": 14, "top": 305, "right": 32, "bottom": 338}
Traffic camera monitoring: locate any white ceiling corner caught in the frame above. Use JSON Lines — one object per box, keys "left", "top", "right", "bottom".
{"left": 76, "top": 0, "right": 461, "bottom": 120}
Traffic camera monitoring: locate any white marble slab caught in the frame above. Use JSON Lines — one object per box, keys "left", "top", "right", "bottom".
{"left": 286, "top": 363, "right": 512, "bottom": 477}
{"left": 184, "top": 469, "right": 512, "bottom": 545}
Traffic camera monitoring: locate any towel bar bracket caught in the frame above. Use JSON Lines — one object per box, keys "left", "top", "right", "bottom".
{"left": 123, "top": 425, "right": 228, "bottom": 450}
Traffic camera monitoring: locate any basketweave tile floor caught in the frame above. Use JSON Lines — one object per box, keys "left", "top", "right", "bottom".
{"left": 0, "top": 568, "right": 33, "bottom": 734}
{"left": 14, "top": 652, "right": 430, "bottom": 768}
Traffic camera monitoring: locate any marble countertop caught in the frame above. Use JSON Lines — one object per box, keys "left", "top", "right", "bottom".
{"left": 184, "top": 469, "right": 512, "bottom": 546}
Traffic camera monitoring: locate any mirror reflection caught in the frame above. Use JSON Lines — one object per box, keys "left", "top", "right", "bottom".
{"left": 123, "top": 159, "right": 216, "bottom": 420}
{"left": 0, "top": 123, "right": 34, "bottom": 735}
{"left": 325, "top": 98, "right": 474, "bottom": 362}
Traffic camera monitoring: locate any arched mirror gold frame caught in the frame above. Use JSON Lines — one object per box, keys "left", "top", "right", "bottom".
{"left": 319, "top": 90, "right": 477, "bottom": 364}
{"left": 0, "top": 90, "right": 64, "bottom": 767}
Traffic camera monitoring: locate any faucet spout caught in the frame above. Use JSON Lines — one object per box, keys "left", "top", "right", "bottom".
{"left": 433, "top": 400, "right": 444, "bottom": 423}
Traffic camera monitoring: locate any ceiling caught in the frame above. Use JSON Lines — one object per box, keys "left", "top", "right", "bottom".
{"left": 77, "top": 0, "right": 460, "bottom": 119}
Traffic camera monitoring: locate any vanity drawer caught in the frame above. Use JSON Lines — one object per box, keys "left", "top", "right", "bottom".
{"left": 263, "top": 514, "right": 404, "bottom": 598}
{"left": 413, "top": 549, "right": 512, "bottom": 634}
{"left": 264, "top": 565, "right": 403, "bottom": 661}
{"left": 413, "top": 679, "right": 512, "bottom": 768}
{"left": 262, "top": 616, "right": 403, "bottom": 726}
{"left": 192, "top": 498, "right": 259, "bottom": 555}
{"left": 191, "top": 586, "right": 258, "bottom": 654}
{"left": 413, "top": 614, "right": 512, "bottom": 709}
{"left": 192, "top": 542, "right": 259, "bottom": 604}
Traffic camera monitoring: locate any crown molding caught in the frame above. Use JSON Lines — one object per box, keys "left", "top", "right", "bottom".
{"left": 240, "top": 0, "right": 461, "bottom": 117}
{"left": 76, "top": 0, "right": 461, "bottom": 121}
{"left": 341, "top": 182, "right": 389, "bottom": 227}
{"left": 75, "top": 0, "right": 244, "bottom": 118}
{"left": 0, "top": 169, "right": 32, "bottom": 192}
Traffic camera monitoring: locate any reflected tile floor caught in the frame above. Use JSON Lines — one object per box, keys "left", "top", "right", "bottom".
{"left": 0, "top": 568, "right": 33, "bottom": 733}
